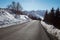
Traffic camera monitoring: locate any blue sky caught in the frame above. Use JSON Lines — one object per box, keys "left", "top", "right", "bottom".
{"left": 0, "top": 0, "right": 60, "bottom": 11}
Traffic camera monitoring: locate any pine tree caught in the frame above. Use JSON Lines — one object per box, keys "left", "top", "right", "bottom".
{"left": 55, "top": 8, "right": 60, "bottom": 18}
{"left": 54, "top": 8, "right": 60, "bottom": 29}
{"left": 48, "top": 8, "right": 55, "bottom": 24}
{"left": 44, "top": 10, "right": 48, "bottom": 22}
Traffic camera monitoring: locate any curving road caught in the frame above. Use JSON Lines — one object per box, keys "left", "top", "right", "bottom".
{"left": 0, "top": 20, "right": 50, "bottom": 40}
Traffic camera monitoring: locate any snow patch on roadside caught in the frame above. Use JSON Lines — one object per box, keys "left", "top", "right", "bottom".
{"left": 41, "top": 21, "right": 60, "bottom": 40}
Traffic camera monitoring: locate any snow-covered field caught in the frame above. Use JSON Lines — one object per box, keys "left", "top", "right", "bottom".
{"left": 41, "top": 21, "right": 60, "bottom": 40}
{"left": 0, "top": 10, "right": 31, "bottom": 28}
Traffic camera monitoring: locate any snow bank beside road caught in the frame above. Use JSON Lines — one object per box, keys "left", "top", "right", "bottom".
{"left": 41, "top": 21, "right": 60, "bottom": 40}
{"left": 0, "top": 21, "right": 27, "bottom": 28}
{"left": 0, "top": 10, "right": 17, "bottom": 24}
{"left": 0, "top": 10, "right": 30, "bottom": 28}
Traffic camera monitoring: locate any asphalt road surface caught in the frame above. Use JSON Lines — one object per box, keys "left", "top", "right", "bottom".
{"left": 0, "top": 20, "right": 50, "bottom": 40}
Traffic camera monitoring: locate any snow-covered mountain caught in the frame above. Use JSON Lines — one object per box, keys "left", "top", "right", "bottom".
{"left": 23, "top": 10, "right": 46, "bottom": 20}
